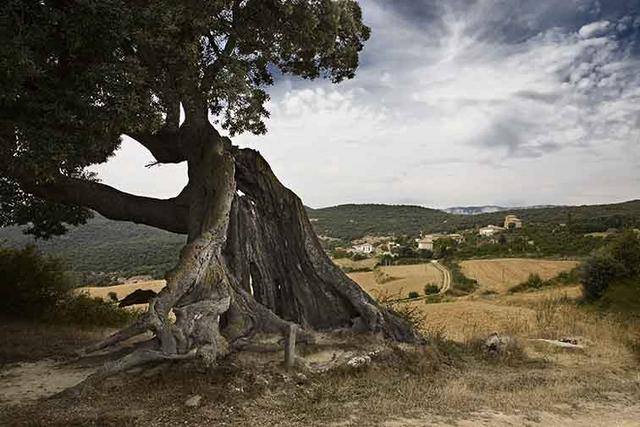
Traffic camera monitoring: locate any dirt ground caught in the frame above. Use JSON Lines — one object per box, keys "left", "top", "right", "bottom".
{"left": 460, "top": 259, "right": 580, "bottom": 294}
{"left": 3, "top": 261, "right": 640, "bottom": 426}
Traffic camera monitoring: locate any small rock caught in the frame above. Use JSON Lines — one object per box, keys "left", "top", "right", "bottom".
{"left": 294, "top": 373, "right": 309, "bottom": 385}
{"left": 347, "top": 355, "right": 371, "bottom": 368}
{"left": 483, "top": 332, "right": 513, "bottom": 355}
{"left": 185, "top": 395, "right": 202, "bottom": 407}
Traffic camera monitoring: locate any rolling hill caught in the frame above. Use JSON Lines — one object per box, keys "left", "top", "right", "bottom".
{"left": 0, "top": 215, "right": 186, "bottom": 283}
{"left": 1, "top": 199, "right": 639, "bottom": 283}
{"left": 308, "top": 200, "right": 640, "bottom": 241}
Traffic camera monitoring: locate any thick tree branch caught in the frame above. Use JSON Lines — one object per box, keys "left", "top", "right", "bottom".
{"left": 128, "top": 130, "right": 187, "bottom": 164}
{"left": 21, "top": 174, "right": 189, "bottom": 234}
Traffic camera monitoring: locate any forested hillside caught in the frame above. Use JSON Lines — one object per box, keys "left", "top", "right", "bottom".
{"left": 308, "top": 200, "right": 640, "bottom": 240}
{"left": 0, "top": 215, "right": 185, "bottom": 284}
{"left": 1, "top": 200, "right": 638, "bottom": 284}
{"left": 306, "top": 204, "right": 452, "bottom": 240}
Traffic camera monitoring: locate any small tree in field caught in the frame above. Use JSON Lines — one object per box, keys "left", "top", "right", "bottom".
{"left": 0, "top": 1, "right": 416, "bottom": 375}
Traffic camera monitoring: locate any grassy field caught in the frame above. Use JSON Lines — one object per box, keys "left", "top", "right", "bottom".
{"left": 411, "top": 286, "right": 583, "bottom": 341}
{"left": 460, "top": 258, "right": 580, "bottom": 294}
{"left": 348, "top": 264, "right": 443, "bottom": 299}
{"left": 332, "top": 257, "right": 379, "bottom": 271}
{"left": 77, "top": 280, "right": 166, "bottom": 301}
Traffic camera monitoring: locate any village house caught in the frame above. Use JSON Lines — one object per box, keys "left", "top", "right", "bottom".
{"left": 504, "top": 214, "right": 523, "bottom": 229}
{"left": 415, "top": 232, "right": 465, "bottom": 251}
{"left": 352, "top": 243, "right": 374, "bottom": 254}
{"left": 479, "top": 224, "right": 505, "bottom": 236}
{"left": 417, "top": 236, "right": 434, "bottom": 251}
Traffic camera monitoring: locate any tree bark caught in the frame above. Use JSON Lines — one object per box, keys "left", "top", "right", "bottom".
{"left": 19, "top": 173, "right": 189, "bottom": 234}
{"left": 77, "top": 125, "right": 418, "bottom": 372}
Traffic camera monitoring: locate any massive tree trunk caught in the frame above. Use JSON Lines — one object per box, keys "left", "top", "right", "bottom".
{"left": 51, "top": 123, "right": 418, "bottom": 374}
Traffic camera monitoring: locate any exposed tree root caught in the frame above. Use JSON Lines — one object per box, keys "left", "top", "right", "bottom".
{"left": 75, "top": 142, "right": 418, "bottom": 382}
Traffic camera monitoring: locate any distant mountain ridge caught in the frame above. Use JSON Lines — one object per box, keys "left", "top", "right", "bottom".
{"left": 443, "top": 205, "right": 559, "bottom": 215}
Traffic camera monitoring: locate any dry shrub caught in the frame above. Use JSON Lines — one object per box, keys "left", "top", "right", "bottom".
{"left": 376, "top": 291, "right": 426, "bottom": 333}
{"left": 518, "top": 296, "right": 640, "bottom": 365}
{"left": 464, "top": 335, "right": 528, "bottom": 366}
{"left": 373, "top": 267, "right": 396, "bottom": 284}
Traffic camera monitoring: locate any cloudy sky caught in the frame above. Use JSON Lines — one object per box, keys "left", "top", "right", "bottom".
{"left": 93, "top": 0, "right": 640, "bottom": 209}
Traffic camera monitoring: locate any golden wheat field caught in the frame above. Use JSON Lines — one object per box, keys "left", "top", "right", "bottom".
{"left": 332, "top": 257, "right": 379, "bottom": 270}
{"left": 460, "top": 258, "right": 580, "bottom": 294}
{"left": 412, "top": 286, "right": 583, "bottom": 341}
{"left": 348, "top": 263, "right": 443, "bottom": 299}
{"left": 77, "top": 280, "right": 166, "bottom": 301}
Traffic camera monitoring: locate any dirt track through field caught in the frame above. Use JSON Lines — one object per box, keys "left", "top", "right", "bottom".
{"left": 432, "top": 261, "right": 451, "bottom": 294}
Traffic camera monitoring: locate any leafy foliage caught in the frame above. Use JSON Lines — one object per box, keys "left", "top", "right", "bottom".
{"left": 581, "top": 230, "right": 640, "bottom": 301}
{"left": 443, "top": 259, "right": 478, "bottom": 295}
{"left": 509, "top": 268, "right": 580, "bottom": 293}
{"left": 509, "top": 273, "right": 544, "bottom": 293}
{"left": 1, "top": 0, "right": 370, "bottom": 236}
{"left": 0, "top": 214, "right": 185, "bottom": 285}
{"left": 424, "top": 284, "right": 440, "bottom": 295}
{"left": 0, "top": 245, "right": 70, "bottom": 318}
{"left": 0, "top": 245, "right": 134, "bottom": 326}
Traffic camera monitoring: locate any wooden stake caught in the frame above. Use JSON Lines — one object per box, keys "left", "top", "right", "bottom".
{"left": 284, "top": 324, "right": 297, "bottom": 369}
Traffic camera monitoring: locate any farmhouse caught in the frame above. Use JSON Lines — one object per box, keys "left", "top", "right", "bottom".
{"left": 417, "top": 236, "right": 434, "bottom": 251}
{"left": 479, "top": 225, "right": 505, "bottom": 236}
{"left": 504, "top": 214, "right": 523, "bottom": 229}
{"left": 352, "top": 243, "right": 374, "bottom": 254}
{"left": 416, "top": 232, "right": 465, "bottom": 250}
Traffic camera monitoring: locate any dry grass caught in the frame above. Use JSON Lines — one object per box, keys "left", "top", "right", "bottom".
{"left": 332, "top": 257, "right": 379, "bottom": 270}
{"left": 349, "top": 264, "right": 443, "bottom": 299}
{"left": 460, "top": 258, "right": 580, "bottom": 294}
{"left": 2, "top": 287, "right": 640, "bottom": 426}
{"left": 77, "top": 280, "right": 167, "bottom": 301}
{"left": 3, "top": 264, "right": 640, "bottom": 425}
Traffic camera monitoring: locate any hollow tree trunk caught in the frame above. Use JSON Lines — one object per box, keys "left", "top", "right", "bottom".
{"left": 82, "top": 125, "right": 417, "bottom": 374}
{"left": 222, "top": 148, "right": 417, "bottom": 343}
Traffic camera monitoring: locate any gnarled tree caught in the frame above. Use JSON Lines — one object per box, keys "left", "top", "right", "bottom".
{"left": 0, "top": 0, "right": 417, "bottom": 370}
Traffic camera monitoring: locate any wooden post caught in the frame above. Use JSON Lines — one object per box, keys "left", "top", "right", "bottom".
{"left": 284, "top": 323, "right": 297, "bottom": 369}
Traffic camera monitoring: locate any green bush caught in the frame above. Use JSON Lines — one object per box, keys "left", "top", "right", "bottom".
{"left": 0, "top": 245, "right": 71, "bottom": 319}
{"left": 581, "top": 230, "right": 640, "bottom": 302}
{"left": 609, "top": 230, "right": 640, "bottom": 277}
{"left": 581, "top": 255, "right": 625, "bottom": 301}
{"left": 444, "top": 259, "right": 478, "bottom": 294}
{"left": 408, "top": 291, "right": 420, "bottom": 299}
{"left": 424, "top": 284, "right": 440, "bottom": 295}
{"left": 331, "top": 248, "right": 349, "bottom": 259}
{"left": 351, "top": 252, "right": 368, "bottom": 261}
{"left": 509, "top": 273, "right": 544, "bottom": 293}
{"left": 53, "top": 294, "right": 136, "bottom": 327}
{"left": 0, "top": 245, "right": 135, "bottom": 326}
